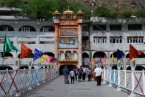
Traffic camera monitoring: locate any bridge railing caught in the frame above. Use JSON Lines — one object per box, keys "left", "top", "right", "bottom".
{"left": 103, "top": 69, "right": 145, "bottom": 96}
{"left": 0, "top": 67, "right": 59, "bottom": 97}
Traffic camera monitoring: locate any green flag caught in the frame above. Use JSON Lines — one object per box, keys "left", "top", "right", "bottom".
{"left": 3, "top": 35, "right": 18, "bottom": 55}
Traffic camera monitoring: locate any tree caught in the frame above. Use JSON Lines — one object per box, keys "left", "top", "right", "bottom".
{"left": 22, "top": 0, "right": 91, "bottom": 20}
{"left": 58, "top": 0, "right": 69, "bottom": 13}
{"left": 94, "top": 6, "right": 111, "bottom": 17}
{"left": 68, "top": 2, "right": 91, "bottom": 19}
{"left": 120, "top": 9, "right": 134, "bottom": 18}
{"left": 1, "top": 0, "right": 22, "bottom": 7}
{"left": 135, "top": 9, "right": 145, "bottom": 17}
{"left": 22, "top": 0, "right": 58, "bottom": 20}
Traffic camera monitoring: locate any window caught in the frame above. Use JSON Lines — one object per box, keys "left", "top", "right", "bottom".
{"left": 93, "top": 37, "right": 107, "bottom": 44}
{"left": 28, "top": 42, "right": 36, "bottom": 44}
{"left": 39, "top": 37, "right": 54, "bottom": 44}
{"left": 0, "top": 38, "right": 4, "bottom": 43}
{"left": 41, "top": 26, "right": 50, "bottom": 32}
{"left": 40, "top": 26, "right": 54, "bottom": 32}
{"left": 110, "top": 36, "right": 122, "bottom": 43}
{"left": 110, "top": 24, "right": 121, "bottom": 31}
{"left": 18, "top": 41, "right": 36, "bottom": 44}
{"left": 127, "top": 36, "right": 144, "bottom": 43}
{"left": 93, "top": 24, "right": 106, "bottom": 31}
{"left": 40, "top": 41, "right": 54, "bottom": 44}
{"left": 18, "top": 37, "right": 36, "bottom": 44}
{"left": 128, "top": 24, "right": 142, "bottom": 30}
{"left": 0, "top": 37, "right": 13, "bottom": 44}
{"left": 19, "top": 25, "right": 36, "bottom": 31}
{"left": 0, "top": 25, "right": 14, "bottom": 31}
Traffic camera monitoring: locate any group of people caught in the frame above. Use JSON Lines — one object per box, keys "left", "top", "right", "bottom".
{"left": 62, "top": 65, "right": 103, "bottom": 86}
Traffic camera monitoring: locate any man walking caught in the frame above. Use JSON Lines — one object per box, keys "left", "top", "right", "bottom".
{"left": 63, "top": 66, "right": 69, "bottom": 84}
{"left": 94, "top": 65, "right": 103, "bottom": 86}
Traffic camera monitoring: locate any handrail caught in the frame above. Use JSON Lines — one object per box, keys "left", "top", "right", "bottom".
{"left": 103, "top": 69, "right": 145, "bottom": 96}
{"left": 0, "top": 67, "right": 59, "bottom": 97}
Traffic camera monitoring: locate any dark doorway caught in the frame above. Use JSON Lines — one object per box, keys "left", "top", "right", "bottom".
{"left": 112, "top": 65, "right": 118, "bottom": 70}
{"left": 0, "top": 65, "right": 13, "bottom": 70}
{"left": 135, "top": 65, "right": 145, "bottom": 71}
{"left": 59, "top": 65, "right": 77, "bottom": 75}
{"left": 19, "top": 65, "right": 29, "bottom": 69}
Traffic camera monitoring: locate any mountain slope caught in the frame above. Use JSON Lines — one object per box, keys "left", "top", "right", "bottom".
{"left": 70, "top": 0, "right": 145, "bottom": 10}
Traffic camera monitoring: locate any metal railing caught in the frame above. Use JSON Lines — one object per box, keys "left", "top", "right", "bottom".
{"left": 103, "top": 69, "right": 145, "bottom": 96}
{"left": 0, "top": 67, "right": 59, "bottom": 97}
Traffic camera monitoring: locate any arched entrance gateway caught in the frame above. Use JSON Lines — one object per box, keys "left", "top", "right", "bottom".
{"left": 53, "top": 9, "right": 84, "bottom": 71}
{"left": 59, "top": 65, "right": 77, "bottom": 75}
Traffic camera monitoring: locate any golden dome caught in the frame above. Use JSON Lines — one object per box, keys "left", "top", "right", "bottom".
{"left": 76, "top": 10, "right": 84, "bottom": 15}
{"left": 53, "top": 10, "right": 61, "bottom": 15}
{"left": 63, "top": 9, "right": 74, "bottom": 14}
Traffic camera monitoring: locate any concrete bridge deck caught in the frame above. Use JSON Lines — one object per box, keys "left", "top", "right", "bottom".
{"left": 22, "top": 76, "right": 129, "bottom": 97}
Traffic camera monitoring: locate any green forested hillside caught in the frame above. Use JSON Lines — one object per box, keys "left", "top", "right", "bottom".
{"left": 0, "top": 0, "right": 145, "bottom": 20}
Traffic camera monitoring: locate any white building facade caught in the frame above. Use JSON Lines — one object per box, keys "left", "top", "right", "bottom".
{"left": 0, "top": 16, "right": 145, "bottom": 70}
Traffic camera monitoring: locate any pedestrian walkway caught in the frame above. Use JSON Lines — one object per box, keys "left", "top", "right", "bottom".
{"left": 22, "top": 76, "right": 129, "bottom": 97}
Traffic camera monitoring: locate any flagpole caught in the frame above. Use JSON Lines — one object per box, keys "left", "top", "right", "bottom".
{"left": 108, "top": 52, "right": 112, "bottom": 87}
{"left": 16, "top": 52, "right": 19, "bottom": 69}
{"left": 2, "top": 57, "right": 4, "bottom": 65}
{"left": 1, "top": 52, "right": 4, "bottom": 65}
{"left": 122, "top": 36, "right": 126, "bottom": 70}
{"left": 123, "top": 55, "right": 126, "bottom": 70}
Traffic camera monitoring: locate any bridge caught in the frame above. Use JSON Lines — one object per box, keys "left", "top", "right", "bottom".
{"left": 0, "top": 67, "right": 144, "bottom": 97}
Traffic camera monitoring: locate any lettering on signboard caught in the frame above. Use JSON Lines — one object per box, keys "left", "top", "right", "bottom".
{"left": 60, "top": 28, "right": 77, "bottom": 36}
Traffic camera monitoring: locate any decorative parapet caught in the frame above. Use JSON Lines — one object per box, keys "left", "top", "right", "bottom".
{"left": 90, "top": 17, "right": 145, "bottom": 23}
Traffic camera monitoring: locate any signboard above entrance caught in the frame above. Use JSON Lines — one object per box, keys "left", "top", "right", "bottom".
{"left": 59, "top": 37, "right": 78, "bottom": 48}
{"left": 60, "top": 20, "right": 77, "bottom": 25}
{"left": 60, "top": 28, "right": 77, "bottom": 36}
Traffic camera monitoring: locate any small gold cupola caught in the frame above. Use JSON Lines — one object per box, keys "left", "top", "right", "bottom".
{"left": 53, "top": 10, "right": 61, "bottom": 19}
{"left": 63, "top": 7, "right": 74, "bottom": 19}
{"left": 76, "top": 10, "right": 84, "bottom": 19}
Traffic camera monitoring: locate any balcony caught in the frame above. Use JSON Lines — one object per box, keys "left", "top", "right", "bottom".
{"left": 91, "top": 42, "right": 145, "bottom": 51}
{"left": 0, "top": 44, "right": 55, "bottom": 52}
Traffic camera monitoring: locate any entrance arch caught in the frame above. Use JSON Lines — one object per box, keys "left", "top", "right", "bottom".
{"left": 59, "top": 65, "right": 77, "bottom": 75}
{"left": 93, "top": 51, "right": 106, "bottom": 58}
{"left": 44, "top": 52, "right": 54, "bottom": 57}
{"left": 82, "top": 52, "right": 89, "bottom": 66}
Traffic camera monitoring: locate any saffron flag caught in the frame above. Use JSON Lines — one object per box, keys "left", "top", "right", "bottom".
{"left": 33, "top": 48, "right": 43, "bottom": 61}
{"left": 117, "top": 49, "right": 125, "bottom": 61}
{"left": 129, "top": 44, "right": 143, "bottom": 61}
{"left": 20, "top": 43, "right": 32, "bottom": 59}
{"left": 3, "top": 35, "right": 18, "bottom": 55}
{"left": 93, "top": 58, "right": 96, "bottom": 65}
{"left": 110, "top": 54, "right": 114, "bottom": 64}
